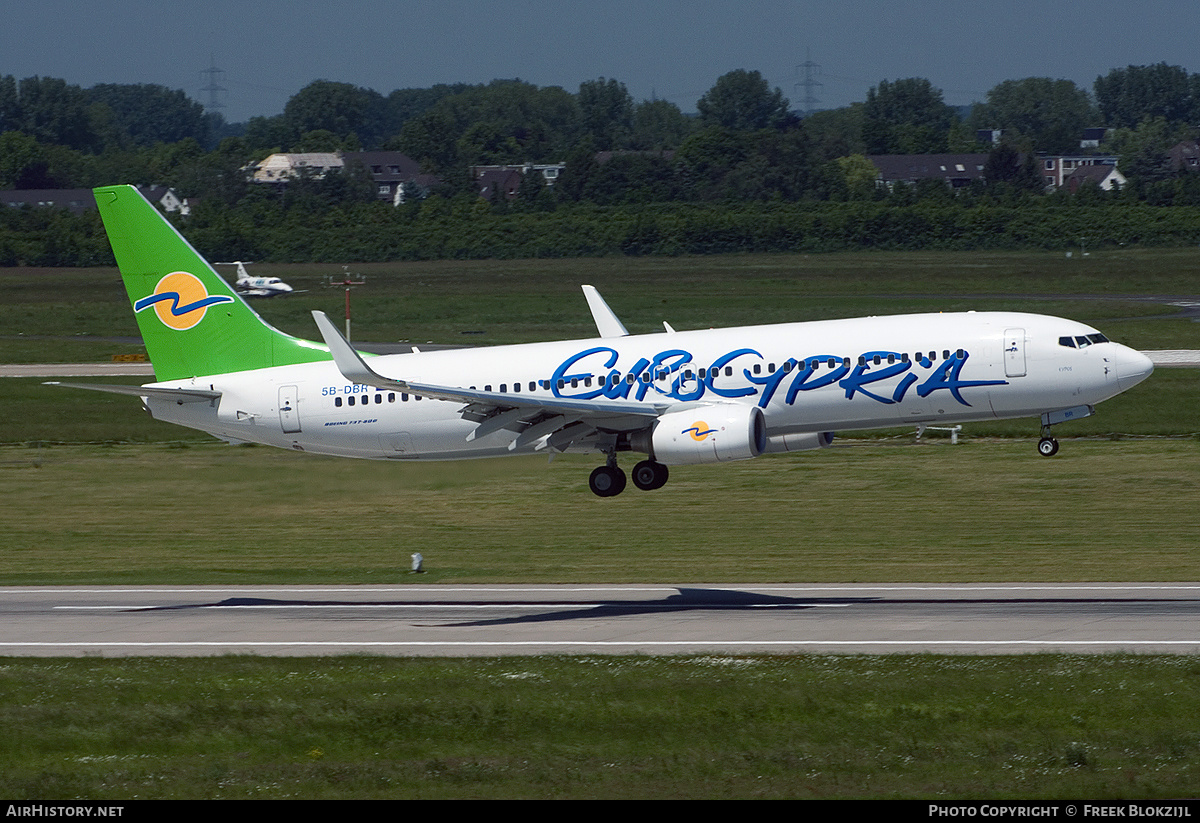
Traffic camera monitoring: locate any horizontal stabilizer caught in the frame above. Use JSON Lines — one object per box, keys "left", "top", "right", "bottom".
{"left": 45, "top": 382, "right": 221, "bottom": 402}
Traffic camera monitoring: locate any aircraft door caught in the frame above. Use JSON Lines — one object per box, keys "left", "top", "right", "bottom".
{"left": 278, "top": 385, "right": 301, "bottom": 433}
{"left": 1003, "top": 328, "right": 1027, "bottom": 378}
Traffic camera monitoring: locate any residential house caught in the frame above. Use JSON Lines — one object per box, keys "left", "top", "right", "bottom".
{"left": 1, "top": 185, "right": 189, "bottom": 215}
{"left": 476, "top": 168, "right": 525, "bottom": 202}
{"left": 1079, "top": 128, "right": 1108, "bottom": 149}
{"left": 1169, "top": 141, "right": 1200, "bottom": 173}
{"left": 342, "top": 151, "right": 441, "bottom": 204}
{"left": 472, "top": 163, "right": 566, "bottom": 200}
{"left": 867, "top": 154, "right": 989, "bottom": 189}
{"left": 1039, "top": 155, "right": 1119, "bottom": 190}
{"left": 1065, "top": 163, "right": 1126, "bottom": 192}
{"left": 1, "top": 189, "right": 96, "bottom": 214}
{"left": 248, "top": 152, "right": 344, "bottom": 183}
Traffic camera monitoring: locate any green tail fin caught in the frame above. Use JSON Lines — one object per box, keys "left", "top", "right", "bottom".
{"left": 95, "top": 185, "right": 328, "bottom": 381}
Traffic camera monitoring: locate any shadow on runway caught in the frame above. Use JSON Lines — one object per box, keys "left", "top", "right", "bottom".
{"left": 124, "top": 587, "right": 1200, "bottom": 630}
{"left": 422, "top": 588, "right": 883, "bottom": 627}
{"left": 130, "top": 587, "right": 881, "bottom": 626}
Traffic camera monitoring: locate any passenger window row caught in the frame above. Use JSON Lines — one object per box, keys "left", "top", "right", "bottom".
{"left": 334, "top": 392, "right": 415, "bottom": 407}
{"left": 330, "top": 347, "right": 970, "bottom": 409}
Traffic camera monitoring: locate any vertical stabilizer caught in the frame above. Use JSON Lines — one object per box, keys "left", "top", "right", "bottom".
{"left": 94, "top": 185, "right": 328, "bottom": 381}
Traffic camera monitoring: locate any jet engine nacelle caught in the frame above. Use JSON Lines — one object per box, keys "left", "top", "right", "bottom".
{"left": 763, "top": 431, "right": 836, "bottom": 453}
{"left": 650, "top": 406, "right": 766, "bottom": 465}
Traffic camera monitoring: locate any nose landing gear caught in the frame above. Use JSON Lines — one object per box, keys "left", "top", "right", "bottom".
{"left": 1035, "top": 405, "right": 1093, "bottom": 457}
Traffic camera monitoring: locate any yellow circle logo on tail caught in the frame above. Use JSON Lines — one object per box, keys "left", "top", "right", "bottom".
{"left": 133, "top": 272, "right": 234, "bottom": 331}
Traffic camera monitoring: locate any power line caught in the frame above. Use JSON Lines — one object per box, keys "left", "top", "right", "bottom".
{"left": 199, "top": 55, "right": 227, "bottom": 114}
{"left": 794, "top": 49, "right": 822, "bottom": 116}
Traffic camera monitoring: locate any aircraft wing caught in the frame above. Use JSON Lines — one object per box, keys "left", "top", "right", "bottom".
{"left": 45, "top": 382, "right": 221, "bottom": 403}
{"left": 311, "top": 311, "right": 664, "bottom": 450}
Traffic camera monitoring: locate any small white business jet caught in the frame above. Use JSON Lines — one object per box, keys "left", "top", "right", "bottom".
{"left": 55, "top": 186, "right": 1154, "bottom": 497}
{"left": 215, "top": 261, "right": 295, "bottom": 297}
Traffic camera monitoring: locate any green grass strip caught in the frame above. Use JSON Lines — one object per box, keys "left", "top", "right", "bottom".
{"left": 2, "top": 655, "right": 1199, "bottom": 799}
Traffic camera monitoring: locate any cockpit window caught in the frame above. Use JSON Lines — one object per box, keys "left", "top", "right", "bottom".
{"left": 1062, "top": 332, "right": 1110, "bottom": 349}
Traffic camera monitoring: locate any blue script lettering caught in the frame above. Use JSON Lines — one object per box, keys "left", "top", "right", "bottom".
{"left": 550, "top": 345, "right": 1006, "bottom": 407}
{"left": 917, "top": 352, "right": 1004, "bottom": 405}
{"left": 784, "top": 356, "right": 850, "bottom": 406}
{"left": 839, "top": 351, "right": 913, "bottom": 404}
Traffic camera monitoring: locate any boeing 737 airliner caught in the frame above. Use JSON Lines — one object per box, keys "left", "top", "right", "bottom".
{"left": 55, "top": 185, "right": 1155, "bottom": 496}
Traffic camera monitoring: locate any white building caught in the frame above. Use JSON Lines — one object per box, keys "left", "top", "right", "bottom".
{"left": 249, "top": 153, "right": 345, "bottom": 182}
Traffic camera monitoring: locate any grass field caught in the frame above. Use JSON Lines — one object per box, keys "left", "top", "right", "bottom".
{"left": 2, "top": 438, "right": 1197, "bottom": 585}
{"left": 2, "top": 654, "right": 1200, "bottom": 799}
{"left": 3, "top": 247, "right": 1200, "bottom": 362}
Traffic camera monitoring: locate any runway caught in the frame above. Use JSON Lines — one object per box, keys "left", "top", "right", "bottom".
{"left": 3, "top": 583, "right": 1199, "bottom": 657}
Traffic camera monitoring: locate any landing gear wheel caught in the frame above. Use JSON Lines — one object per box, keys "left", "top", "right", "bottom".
{"left": 631, "top": 460, "right": 669, "bottom": 491}
{"left": 589, "top": 465, "right": 627, "bottom": 497}
{"left": 1037, "top": 437, "right": 1059, "bottom": 457}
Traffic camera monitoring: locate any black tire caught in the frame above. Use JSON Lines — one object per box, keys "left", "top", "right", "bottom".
{"left": 1037, "top": 437, "right": 1059, "bottom": 457}
{"left": 589, "top": 465, "right": 627, "bottom": 497}
{"left": 631, "top": 460, "right": 669, "bottom": 491}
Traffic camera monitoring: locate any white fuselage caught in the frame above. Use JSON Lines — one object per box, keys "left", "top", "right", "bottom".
{"left": 142, "top": 311, "right": 1153, "bottom": 461}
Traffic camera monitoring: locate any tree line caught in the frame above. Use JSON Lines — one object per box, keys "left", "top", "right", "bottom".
{"left": 3, "top": 64, "right": 1200, "bottom": 264}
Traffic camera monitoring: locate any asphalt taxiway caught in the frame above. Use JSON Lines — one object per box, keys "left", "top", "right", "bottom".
{"left": 2, "top": 583, "right": 1199, "bottom": 657}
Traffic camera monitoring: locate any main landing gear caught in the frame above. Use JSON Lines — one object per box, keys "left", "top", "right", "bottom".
{"left": 631, "top": 459, "right": 669, "bottom": 491}
{"left": 588, "top": 455, "right": 669, "bottom": 497}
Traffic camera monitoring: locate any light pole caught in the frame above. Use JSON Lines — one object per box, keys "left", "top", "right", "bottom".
{"left": 324, "top": 266, "right": 366, "bottom": 341}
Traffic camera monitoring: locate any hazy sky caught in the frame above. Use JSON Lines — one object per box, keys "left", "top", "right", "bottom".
{"left": 5, "top": 0, "right": 1198, "bottom": 123}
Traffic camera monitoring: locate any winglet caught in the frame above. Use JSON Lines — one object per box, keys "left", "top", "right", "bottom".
{"left": 581, "top": 285, "right": 629, "bottom": 338}
{"left": 312, "top": 310, "right": 664, "bottom": 418}
{"left": 311, "top": 310, "right": 404, "bottom": 392}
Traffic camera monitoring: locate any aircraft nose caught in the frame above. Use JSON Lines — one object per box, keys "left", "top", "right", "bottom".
{"left": 1113, "top": 345, "right": 1154, "bottom": 391}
